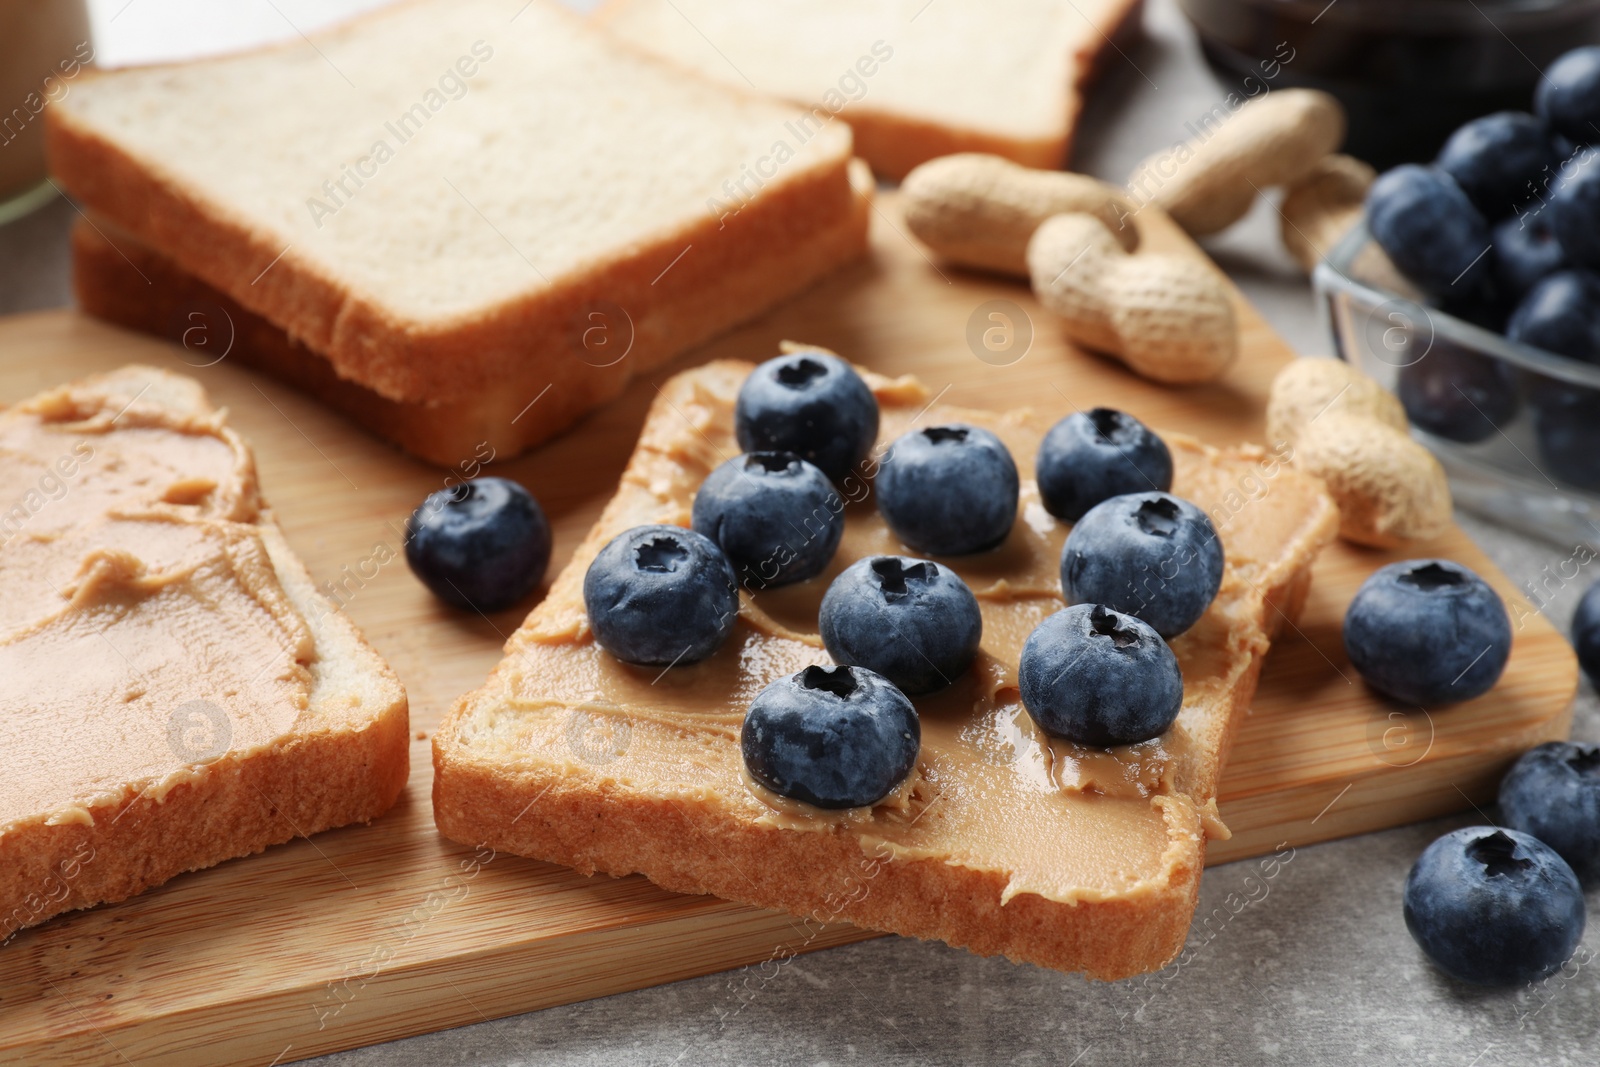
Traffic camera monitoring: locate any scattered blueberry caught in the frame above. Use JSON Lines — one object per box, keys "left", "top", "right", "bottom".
{"left": 691, "top": 451, "right": 843, "bottom": 590}
{"left": 875, "top": 424, "right": 1018, "bottom": 555}
{"left": 1060, "top": 492, "right": 1224, "bottom": 638}
{"left": 1573, "top": 578, "right": 1600, "bottom": 687}
{"left": 1535, "top": 46, "right": 1600, "bottom": 147}
{"left": 1366, "top": 165, "right": 1493, "bottom": 298}
{"left": 1343, "top": 560, "right": 1511, "bottom": 705}
{"left": 741, "top": 664, "right": 920, "bottom": 809}
{"left": 582, "top": 524, "right": 738, "bottom": 666}
{"left": 1548, "top": 161, "right": 1600, "bottom": 268}
{"left": 734, "top": 351, "right": 879, "bottom": 484}
{"left": 1532, "top": 383, "right": 1600, "bottom": 488}
{"left": 405, "top": 477, "right": 551, "bottom": 613}
{"left": 819, "top": 555, "right": 982, "bottom": 696}
{"left": 1404, "top": 826, "right": 1585, "bottom": 986}
{"left": 1436, "top": 111, "right": 1561, "bottom": 219}
{"left": 1507, "top": 270, "right": 1600, "bottom": 361}
{"left": 1035, "top": 408, "right": 1174, "bottom": 522}
{"left": 1500, "top": 742, "right": 1600, "bottom": 884}
{"left": 1397, "top": 340, "right": 1518, "bottom": 444}
{"left": 1018, "top": 604, "right": 1183, "bottom": 747}
{"left": 1492, "top": 213, "right": 1567, "bottom": 297}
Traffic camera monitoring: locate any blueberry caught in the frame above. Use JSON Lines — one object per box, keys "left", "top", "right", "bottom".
{"left": 1548, "top": 159, "right": 1600, "bottom": 269}
{"left": 734, "top": 351, "right": 879, "bottom": 484}
{"left": 1492, "top": 213, "right": 1567, "bottom": 297}
{"left": 1404, "top": 826, "right": 1584, "bottom": 986}
{"left": 1533, "top": 384, "right": 1600, "bottom": 488}
{"left": 405, "top": 477, "right": 551, "bottom": 613}
{"left": 1507, "top": 270, "right": 1600, "bottom": 361}
{"left": 1436, "top": 112, "right": 1561, "bottom": 219}
{"left": 741, "top": 664, "right": 919, "bottom": 809}
{"left": 1343, "top": 560, "right": 1511, "bottom": 706}
{"left": 1500, "top": 742, "right": 1600, "bottom": 885}
{"left": 1035, "top": 408, "right": 1174, "bottom": 522}
{"left": 691, "top": 451, "right": 843, "bottom": 590}
{"left": 1536, "top": 46, "right": 1600, "bottom": 147}
{"left": 1366, "top": 165, "right": 1493, "bottom": 298}
{"left": 875, "top": 424, "right": 1018, "bottom": 555}
{"left": 1396, "top": 340, "right": 1518, "bottom": 444}
{"left": 1573, "top": 578, "right": 1600, "bottom": 687}
{"left": 582, "top": 524, "right": 738, "bottom": 666}
{"left": 819, "top": 555, "right": 982, "bottom": 695}
{"left": 1018, "top": 604, "right": 1183, "bottom": 746}
{"left": 1060, "top": 492, "right": 1224, "bottom": 638}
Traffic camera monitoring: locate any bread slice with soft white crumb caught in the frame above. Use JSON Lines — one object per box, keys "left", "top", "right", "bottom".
{"left": 45, "top": 0, "right": 868, "bottom": 435}
{"left": 595, "top": 0, "right": 1145, "bottom": 178}
{"left": 0, "top": 365, "right": 408, "bottom": 940}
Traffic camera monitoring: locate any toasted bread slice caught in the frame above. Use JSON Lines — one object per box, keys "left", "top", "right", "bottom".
{"left": 432, "top": 360, "right": 1338, "bottom": 980}
{"left": 67, "top": 155, "right": 872, "bottom": 467}
{"left": 0, "top": 366, "right": 408, "bottom": 941}
{"left": 595, "top": 0, "right": 1145, "bottom": 179}
{"left": 45, "top": 0, "right": 868, "bottom": 418}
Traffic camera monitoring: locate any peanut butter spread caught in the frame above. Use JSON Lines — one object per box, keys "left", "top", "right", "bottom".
{"left": 0, "top": 371, "right": 313, "bottom": 835}
{"left": 450, "top": 361, "right": 1338, "bottom": 905}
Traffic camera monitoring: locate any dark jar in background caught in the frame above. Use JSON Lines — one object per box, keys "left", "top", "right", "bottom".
{"left": 1180, "top": 0, "right": 1600, "bottom": 168}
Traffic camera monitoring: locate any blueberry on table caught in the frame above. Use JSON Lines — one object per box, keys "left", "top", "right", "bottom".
{"left": 691, "top": 451, "right": 843, "bottom": 590}
{"left": 1535, "top": 46, "right": 1600, "bottom": 147}
{"left": 1435, "top": 111, "right": 1561, "bottom": 219}
{"left": 1035, "top": 408, "right": 1174, "bottom": 522}
{"left": 734, "top": 351, "right": 879, "bottom": 485}
{"left": 1507, "top": 270, "right": 1600, "bottom": 362}
{"left": 1573, "top": 578, "right": 1600, "bottom": 688}
{"left": 1365, "top": 165, "right": 1492, "bottom": 298}
{"left": 405, "top": 476, "right": 551, "bottom": 613}
{"left": 1532, "top": 384, "right": 1600, "bottom": 489}
{"left": 1018, "top": 604, "right": 1183, "bottom": 747}
{"left": 1500, "top": 742, "right": 1600, "bottom": 885}
{"left": 583, "top": 524, "right": 739, "bottom": 666}
{"left": 1492, "top": 213, "right": 1567, "bottom": 297}
{"left": 819, "top": 555, "right": 982, "bottom": 696}
{"left": 1548, "top": 162, "right": 1600, "bottom": 269}
{"left": 741, "top": 664, "right": 919, "bottom": 809}
{"left": 1396, "top": 340, "right": 1517, "bottom": 444}
{"left": 1404, "top": 826, "right": 1584, "bottom": 986}
{"left": 875, "top": 423, "right": 1019, "bottom": 555}
{"left": 1343, "top": 560, "right": 1511, "bottom": 706}
{"left": 1060, "top": 492, "right": 1224, "bottom": 639}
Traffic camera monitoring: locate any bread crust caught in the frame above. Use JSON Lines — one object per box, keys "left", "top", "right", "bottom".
{"left": 432, "top": 360, "right": 1339, "bottom": 981}
{"left": 44, "top": 1, "right": 870, "bottom": 408}
{"left": 1, "top": 702, "right": 408, "bottom": 942}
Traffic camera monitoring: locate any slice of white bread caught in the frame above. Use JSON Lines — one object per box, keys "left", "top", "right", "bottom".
{"left": 0, "top": 366, "right": 409, "bottom": 941}
{"left": 595, "top": 0, "right": 1145, "bottom": 179}
{"left": 432, "top": 360, "right": 1339, "bottom": 979}
{"left": 44, "top": 0, "right": 868, "bottom": 439}
{"left": 68, "top": 157, "right": 870, "bottom": 468}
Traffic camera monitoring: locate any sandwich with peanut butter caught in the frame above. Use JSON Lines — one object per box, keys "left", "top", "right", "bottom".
{"left": 433, "top": 349, "right": 1338, "bottom": 979}
{"left": 0, "top": 366, "right": 408, "bottom": 940}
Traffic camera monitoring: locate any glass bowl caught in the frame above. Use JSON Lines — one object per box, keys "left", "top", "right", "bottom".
{"left": 1179, "top": 0, "right": 1600, "bottom": 167}
{"left": 1315, "top": 220, "right": 1600, "bottom": 549}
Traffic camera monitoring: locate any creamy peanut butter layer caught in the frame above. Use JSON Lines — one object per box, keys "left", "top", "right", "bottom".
{"left": 0, "top": 376, "right": 312, "bottom": 832}
{"left": 444, "top": 361, "right": 1339, "bottom": 909}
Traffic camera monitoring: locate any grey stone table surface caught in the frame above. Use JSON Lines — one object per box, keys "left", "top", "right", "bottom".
{"left": 4, "top": 1, "right": 1598, "bottom": 1064}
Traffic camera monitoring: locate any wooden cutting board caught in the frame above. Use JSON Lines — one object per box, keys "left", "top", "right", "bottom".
{"left": 0, "top": 195, "right": 1576, "bottom": 1066}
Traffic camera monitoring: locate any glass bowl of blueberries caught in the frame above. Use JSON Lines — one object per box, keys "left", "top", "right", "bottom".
{"left": 1315, "top": 45, "right": 1600, "bottom": 547}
